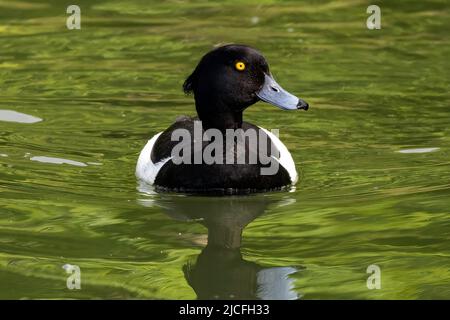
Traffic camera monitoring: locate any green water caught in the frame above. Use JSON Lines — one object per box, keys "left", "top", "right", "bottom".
{"left": 0, "top": 0, "right": 449, "bottom": 299}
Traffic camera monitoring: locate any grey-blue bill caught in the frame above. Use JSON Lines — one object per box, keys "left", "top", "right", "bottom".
{"left": 256, "top": 73, "right": 309, "bottom": 110}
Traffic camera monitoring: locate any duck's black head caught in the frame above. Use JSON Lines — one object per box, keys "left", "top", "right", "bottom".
{"left": 183, "top": 44, "right": 309, "bottom": 130}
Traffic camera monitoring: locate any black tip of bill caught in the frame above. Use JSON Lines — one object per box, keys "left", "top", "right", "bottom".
{"left": 296, "top": 99, "right": 309, "bottom": 110}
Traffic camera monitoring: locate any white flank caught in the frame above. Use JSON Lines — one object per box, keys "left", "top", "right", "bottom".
{"left": 260, "top": 127, "right": 298, "bottom": 184}
{"left": 136, "top": 132, "right": 171, "bottom": 185}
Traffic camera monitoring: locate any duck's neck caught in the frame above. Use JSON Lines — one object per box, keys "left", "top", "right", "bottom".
{"left": 200, "top": 111, "right": 243, "bottom": 131}
{"left": 195, "top": 98, "right": 243, "bottom": 132}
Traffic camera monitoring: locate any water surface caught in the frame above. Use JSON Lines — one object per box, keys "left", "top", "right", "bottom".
{"left": 0, "top": 0, "right": 449, "bottom": 299}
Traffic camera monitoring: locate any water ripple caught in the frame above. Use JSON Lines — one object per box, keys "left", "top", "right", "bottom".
{"left": 0, "top": 110, "right": 42, "bottom": 124}
{"left": 30, "top": 156, "right": 87, "bottom": 167}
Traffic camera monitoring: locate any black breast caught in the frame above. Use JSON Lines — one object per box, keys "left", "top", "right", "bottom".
{"left": 151, "top": 117, "right": 292, "bottom": 194}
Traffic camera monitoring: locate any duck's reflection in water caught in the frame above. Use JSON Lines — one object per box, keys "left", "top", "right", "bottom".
{"left": 139, "top": 190, "right": 302, "bottom": 300}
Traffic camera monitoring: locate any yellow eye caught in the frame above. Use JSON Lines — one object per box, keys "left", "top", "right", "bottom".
{"left": 235, "top": 61, "right": 246, "bottom": 71}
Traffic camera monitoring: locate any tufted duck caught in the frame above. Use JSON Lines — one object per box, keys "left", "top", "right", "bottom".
{"left": 136, "top": 44, "right": 309, "bottom": 194}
